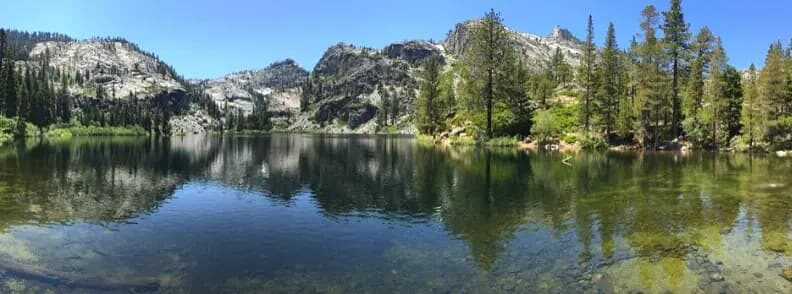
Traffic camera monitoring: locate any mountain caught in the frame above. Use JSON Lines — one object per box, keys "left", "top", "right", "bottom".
{"left": 15, "top": 35, "right": 220, "bottom": 134}
{"left": 2, "top": 20, "right": 581, "bottom": 135}
{"left": 444, "top": 21, "right": 583, "bottom": 69}
{"left": 194, "top": 59, "right": 308, "bottom": 127}
{"left": 287, "top": 22, "right": 582, "bottom": 133}
{"left": 30, "top": 39, "right": 184, "bottom": 99}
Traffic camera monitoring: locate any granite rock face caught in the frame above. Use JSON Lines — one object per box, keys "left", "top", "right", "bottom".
{"left": 198, "top": 59, "right": 309, "bottom": 114}
{"left": 294, "top": 43, "right": 418, "bottom": 132}
{"left": 443, "top": 20, "right": 583, "bottom": 69}
{"left": 30, "top": 40, "right": 184, "bottom": 100}
{"left": 19, "top": 18, "right": 584, "bottom": 134}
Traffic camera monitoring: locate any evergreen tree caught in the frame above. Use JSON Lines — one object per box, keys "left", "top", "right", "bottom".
{"left": 616, "top": 37, "right": 641, "bottom": 137}
{"left": 596, "top": 22, "right": 622, "bottom": 141}
{"left": 548, "top": 47, "right": 572, "bottom": 87}
{"left": 416, "top": 54, "right": 443, "bottom": 135}
{"left": 301, "top": 76, "right": 312, "bottom": 111}
{"left": 758, "top": 42, "right": 789, "bottom": 120}
{"left": 0, "top": 29, "right": 6, "bottom": 114}
{"left": 376, "top": 87, "right": 391, "bottom": 127}
{"left": 683, "top": 27, "right": 714, "bottom": 141}
{"left": 635, "top": 5, "right": 668, "bottom": 149}
{"left": 741, "top": 64, "right": 763, "bottom": 149}
{"left": 578, "top": 15, "right": 597, "bottom": 134}
{"left": 463, "top": 9, "right": 515, "bottom": 139}
{"left": 721, "top": 65, "right": 743, "bottom": 140}
{"left": 662, "top": 0, "right": 690, "bottom": 138}
{"left": 701, "top": 37, "right": 727, "bottom": 147}
{"left": 757, "top": 41, "right": 791, "bottom": 146}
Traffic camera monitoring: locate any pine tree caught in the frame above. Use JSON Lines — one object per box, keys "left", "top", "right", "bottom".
{"left": 741, "top": 64, "right": 763, "bottom": 149}
{"left": 662, "top": 0, "right": 690, "bottom": 138}
{"left": 683, "top": 27, "right": 714, "bottom": 141}
{"left": 701, "top": 37, "right": 727, "bottom": 147}
{"left": 757, "top": 41, "right": 790, "bottom": 146}
{"left": 416, "top": 54, "right": 443, "bottom": 135}
{"left": 596, "top": 22, "right": 622, "bottom": 141}
{"left": 721, "top": 65, "right": 743, "bottom": 140}
{"left": 758, "top": 42, "right": 789, "bottom": 120}
{"left": 616, "top": 37, "right": 640, "bottom": 137}
{"left": 548, "top": 47, "right": 572, "bottom": 88}
{"left": 578, "top": 15, "right": 597, "bottom": 134}
{"left": 635, "top": 5, "right": 668, "bottom": 148}
{"left": 376, "top": 88, "right": 390, "bottom": 127}
{"left": 0, "top": 29, "right": 6, "bottom": 115}
{"left": 463, "top": 9, "right": 515, "bottom": 139}
{"left": 301, "top": 76, "right": 312, "bottom": 111}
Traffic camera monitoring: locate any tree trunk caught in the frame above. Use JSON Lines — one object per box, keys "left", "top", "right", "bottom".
{"left": 672, "top": 57, "right": 680, "bottom": 138}
{"left": 487, "top": 69, "right": 493, "bottom": 139}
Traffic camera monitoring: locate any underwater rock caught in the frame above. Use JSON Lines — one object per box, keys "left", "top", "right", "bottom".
{"left": 709, "top": 272, "right": 725, "bottom": 282}
{"left": 782, "top": 267, "right": 792, "bottom": 282}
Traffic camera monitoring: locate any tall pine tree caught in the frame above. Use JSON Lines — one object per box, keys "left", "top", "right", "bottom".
{"left": 741, "top": 64, "right": 763, "bottom": 150}
{"left": 596, "top": 22, "right": 622, "bottom": 141}
{"left": 578, "top": 15, "right": 597, "bottom": 134}
{"left": 416, "top": 54, "right": 443, "bottom": 135}
{"left": 662, "top": 0, "right": 690, "bottom": 138}
{"left": 463, "top": 9, "right": 517, "bottom": 139}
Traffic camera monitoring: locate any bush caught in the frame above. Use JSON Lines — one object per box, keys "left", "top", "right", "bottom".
{"left": 561, "top": 132, "right": 578, "bottom": 144}
{"left": 45, "top": 128, "right": 73, "bottom": 138}
{"left": 531, "top": 109, "right": 561, "bottom": 143}
{"left": 485, "top": 136, "right": 520, "bottom": 147}
{"left": 578, "top": 133, "right": 607, "bottom": 150}
{"left": 0, "top": 115, "right": 38, "bottom": 141}
{"left": 47, "top": 122, "right": 148, "bottom": 137}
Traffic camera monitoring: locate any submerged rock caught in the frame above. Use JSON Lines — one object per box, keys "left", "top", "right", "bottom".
{"left": 709, "top": 272, "right": 725, "bottom": 282}
{"left": 782, "top": 267, "right": 792, "bottom": 282}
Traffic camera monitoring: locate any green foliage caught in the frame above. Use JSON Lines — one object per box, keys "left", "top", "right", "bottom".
{"left": 769, "top": 115, "right": 792, "bottom": 150}
{"left": 416, "top": 54, "right": 444, "bottom": 134}
{"left": 596, "top": 22, "right": 624, "bottom": 140}
{"left": 577, "top": 132, "right": 608, "bottom": 150}
{"left": 46, "top": 122, "right": 147, "bottom": 137}
{"left": 635, "top": 5, "right": 671, "bottom": 148}
{"left": 741, "top": 65, "right": 764, "bottom": 149}
{"left": 461, "top": 9, "right": 530, "bottom": 138}
{"left": 0, "top": 115, "right": 37, "bottom": 141}
{"left": 531, "top": 109, "right": 561, "bottom": 143}
{"left": 577, "top": 15, "right": 598, "bottom": 133}
{"left": 662, "top": 0, "right": 690, "bottom": 137}
{"left": 484, "top": 136, "right": 520, "bottom": 147}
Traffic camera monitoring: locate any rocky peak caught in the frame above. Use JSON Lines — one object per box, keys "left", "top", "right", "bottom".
{"left": 383, "top": 40, "right": 443, "bottom": 65}
{"left": 312, "top": 43, "right": 382, "bottom": 77}
{"left": 443, "top": 20, "right": 584, "bottom": 69}
{"left": 29, "top": 39, "right": 183, "bottom": 100}
{"left": 244, "top": 58, "right": 309, "bottom": 89}
{"left": 200, "top": 59, "right": 308, "bottom": 115}
{"left": 547, "top": 25, "right": 580, "bottom": 44}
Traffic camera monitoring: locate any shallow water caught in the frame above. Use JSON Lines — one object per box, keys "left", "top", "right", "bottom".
{"left": 0, "top": 135, "right": 791, "bottom": 293}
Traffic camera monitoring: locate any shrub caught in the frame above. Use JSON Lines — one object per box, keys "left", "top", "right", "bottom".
{"left": 485, "top": 136, "right": 520, "bottom": 147}
{"left": 578, "top": 133, "right": 608, "bottom": 150}
{"left": 531, "top": 109, "right": 560, "bottom": 143}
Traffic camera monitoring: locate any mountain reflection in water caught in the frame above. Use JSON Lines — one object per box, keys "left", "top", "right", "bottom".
{"left": 0, "top": 135, "right": 791, "bottom": 293}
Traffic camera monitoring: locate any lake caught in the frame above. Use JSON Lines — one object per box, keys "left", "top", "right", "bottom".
{"left": 0, "top": 135, "right": 791, "bottom": 293}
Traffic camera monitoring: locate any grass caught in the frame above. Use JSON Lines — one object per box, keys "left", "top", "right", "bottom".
{"left": 46, "top": 122, "right": 148, "bottom": 137}
{"left": 377, "top": 125, "right": 402, "bottom": 134}
{"left": 484, "top": 136, "right": 520, "bottom": 147}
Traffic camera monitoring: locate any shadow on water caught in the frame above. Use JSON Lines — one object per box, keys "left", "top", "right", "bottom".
{"left": 0, "top": 134, "right": 791, "bottom": 292}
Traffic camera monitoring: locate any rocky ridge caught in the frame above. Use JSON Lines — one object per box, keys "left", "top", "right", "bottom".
{"left": 11, "top": 19, "right": 583, "bottom": 134}
{"left": 196, "top": 59, "right": 308, "bottom": 115}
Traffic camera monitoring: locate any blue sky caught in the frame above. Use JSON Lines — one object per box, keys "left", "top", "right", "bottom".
{"left": 1, "top": 0, "right": 790, "bottom": 79}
